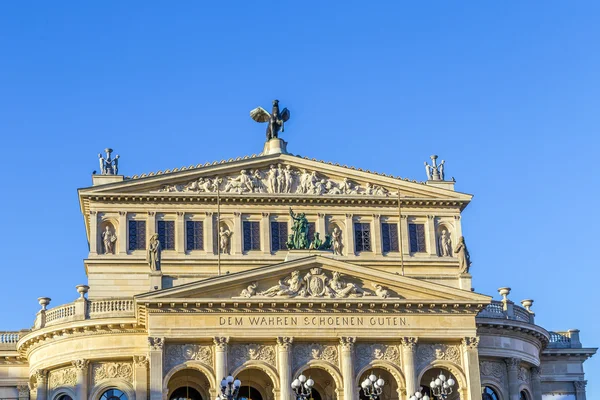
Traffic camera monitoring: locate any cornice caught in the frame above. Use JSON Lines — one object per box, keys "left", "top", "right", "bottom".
{"left": 476, "top": 317, "right": 550, "bottom": 348}
{"left": 541, "top": 347, "right": 597, "bottom": 359}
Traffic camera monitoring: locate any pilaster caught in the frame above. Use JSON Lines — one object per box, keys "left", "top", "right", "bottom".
{"left": 89, "top": 211, "right": 98, "bottom": 255}
{"left": 505, "top": 357, "right": 521, "bottom": 400}
{"left": 17, "top": 384, "right": 29, "bottom": 400}
{"left": 134, "top": 355, "right": 150, "bottom": 400}
{"left": 148, "top": 337, "right": 164, "bottom": 400}
{"left": 205, "top": 212, "right": 215, "bottom": 254}
{"left": 233, "top": 212, "right": 243, "bottom": 254}
{"left": 574, "top": 381, "right": 587, "bottom": 400}
{"left": 147, "top": 211, "right": 156, "bottom": 240}
{"left": 33, "top": 370, "right": 47, "bottom": 400}
{"left": 214, "top": 336, "right": 230, "bottom": 383}
{"left": 461, "top": 337, "right": 482, "bottom": 400}
{"left": 176, "top": 212, "right": 185, "bottom": 254}
{"left": 344, "top": 214, "right": 355, "bottom": 256}
{"left": 530, "top": 367, "right": 542, "bottom": 400}
{"left": 426, "top": 215, "right": 437, "bottom": 256}
{"left": 400, "top": 215, "right": 410, "bottom": 257}
{"left": 72, "top": 359, "right": 89, "bottom": 400}
{"left": 118, "top": 211, "right": 128, "bottom": 255}
{"left": 317, "top": 213, "right": 326, "bottom": 239}
{"left": 401, "top": 337, "right": 418, "bottom": 399}
{"left": 372, "top": 214, "right": 382, "bottom": 255}
{"left": 277, "top": 337, "right": 294, "bottom": 400}
{"left": 340, "top": 337, "right": 356, "bottom": 400}
{"left": 262, "top": 212, "right": 271, "bottom": 254}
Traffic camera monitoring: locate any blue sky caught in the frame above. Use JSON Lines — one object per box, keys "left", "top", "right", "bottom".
{"left": 1, "top": 1, "right": 598, "bottom": 396}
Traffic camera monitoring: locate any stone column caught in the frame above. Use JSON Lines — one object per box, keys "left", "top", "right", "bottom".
{"left": 574, "top": 381, "right": 587, "bottom": 400}
{"left": 72, "top": 359, "right": 89, "bottom": 400}
{"left": 401, "top": 337, "right": 418, "bottom": 399}
{"left": 317, "top": 213, "right": 327, "bottom": 238}
{"left": 530, "top": 367, "right": 542, "bottom": 400}
{"left": 344, "top": 214, "right": 355, "bottom": 256}
{"left": 505, "top": 357, "right": 521, "bottom": 400}
{"left": 118, "top": 211, "right": 128, "bottom": 255}
{"left": 148, "top": 337, "right": 164, "bottom": 400}
{"left": 426, "top": 215, "right": 437, "bottom": 256}
{"left": 372, "top": 215, "right": 382, "bottom": 255}
{"left": 233, "top": 212, "right": 243, "bottom": 254}
{"left": 17, "top": 384, "right": 30, "bottom": 400}
{"left": 176, "top": 212, "right": 185, "bottom": 254}
{"left": 461, "top": 338, "right": 482, "bottom": 400}
{"left": 205, "top": 212, "right": 215, "bottom": 254}
{"left": 262, "top": 212, "right": 271, "bottom": 254}
{"left": 340, "top": 337, "right": 356, "bottom": 400}
{"left": 89, "top": 211, "right": 98, "bottom": 255}
{"left": 33, "top": 370, "right": 47, "bottom": 400}
{"left": 277, "top": 337, "right": 294, "bottom": 400}
{"left": 214, "top": 337, "right": 230, "bottom": 383}
{"left": 134, "top": 355, "right": 149, "bottom": 400}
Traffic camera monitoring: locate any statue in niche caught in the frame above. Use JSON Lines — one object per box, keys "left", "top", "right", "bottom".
{"left": 438, "top": 229, "right": 453, "bottom": 257}
{"left": 101, "top": 225, "right": 117, "bottom": 254}
{"left": 219, "top": 227, "right": 232, "bottom": 254}
{"left": 331, "top": 227, "right": 343, "bottom": 255}
{"left": 454, "top": 236, "right": 471, "bottom": 273}
{"left": 249, "top": 99, "right": 291, "bottom": 141}
{"left": 98, "top": 148, "right": 120, "bottom": 175}
{"left": 147, "top": 234, "right": 161, "bottom": 271}
{"left": 259, "top": 270, "right": 305, "bottom": 297}
{"left": 287, "top": 208, "right": 309, "bottom": 249}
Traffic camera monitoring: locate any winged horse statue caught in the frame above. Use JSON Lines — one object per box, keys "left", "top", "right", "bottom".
{"left": 250, "top": 99, "right": 290, "bottom": 141}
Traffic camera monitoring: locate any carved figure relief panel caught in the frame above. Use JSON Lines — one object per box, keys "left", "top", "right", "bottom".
{"left": 354, "top": 343, "right": 402, "bottom": 374}
{"left": 292, "top": 343, "right": 339, "bottom": 371}
{"left": 415, "top": 344, "right": 462, "bottom": 371}
{"left": 92, "top": 362, "right": 133, "bottom": 385}
{"left": 229, "top": 344, "right": 276, "bottom": 372}
{"left": 48, "top": 367, "right": 77, "bottom": 389}
{"left": 480, "top": 360, "right": 508, "bottom": 389}
{"left": 164, "top": 344, "right": 214, "bottom": 373}
{"left": 518, "top": 366, "right": 530, "bottom": 384}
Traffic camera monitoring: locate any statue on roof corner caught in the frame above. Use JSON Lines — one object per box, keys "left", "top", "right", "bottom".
{"left": 98, "top": 148, "right": 120, "bottom": 175}
{"left": 424, "top": 154, "right": 445, "bottom": 181}
{"left": 250, "top": 99, "right": 290, "bottom": 141}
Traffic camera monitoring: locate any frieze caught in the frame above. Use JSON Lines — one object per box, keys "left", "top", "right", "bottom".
{"left": 48, "top": 367, "right": 77, "bottom": 389}
{"left": 164, "top": 344, "right": 213, "bottom": 373}
{"left": 156, "top": 164, "right": 397, "bottom": 197}
{"left": 479, "top": 360, "right": 507, "bottom": 385}
{"left": 229, "top": 344, "right": 276, "bottom": 371}
{"left": 92, "top": 362, "right": 133, "bottom": 385}
{"left": 416, "top": 344, "right": 462, "bottom": 370}
{"left": 292, "top": 343, "right": 339, "bottom": 370}
{"left": 355, "top": 343, "right": 402, "bottom": 373}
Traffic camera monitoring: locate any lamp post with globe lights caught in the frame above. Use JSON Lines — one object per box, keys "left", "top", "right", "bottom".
{"left": 409, "top": 387, "right": 430, "bottom": 400}
{"left": 218, "top": 375, "right": 242, "bottom": 400}
{"left": 291, "top": 373, "right": 315, "bottom": 400}
{"left": 428, "top": 371, "right": 455, "bottom": 399}
{"left": 360, "top": 373, "right": 385, "bottom": 400}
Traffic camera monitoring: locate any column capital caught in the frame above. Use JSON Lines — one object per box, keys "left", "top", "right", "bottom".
{"left": 461, "top": 337, "right": 480, "bottom": 349}
{"left": 134, "top": 355, "right": 150, "bottom": 368}
{"left": 119, "top": 211, "right": 127, "bottom": 216}
{"left": 214, "top": 336, "right": 230, "bottom": 350}
{"left": 277, "top": 337, "right": 294, "bottom": 350}
{"left": 33, "top": 369, "right": 47, "bottom": 384}
{"left": 530, "top": 366, "right": 541, "bottom": 379}
{"left": 340, "top": 336, "right": 356, "bottom": 350}
{"left": 574, "top": 380, "right": 587, "bottom": 392}
{"left": 72, "top": 359, "right": 89, "bottom": 370}
{"left": 17, "top": 384, "right": 29, "bottom": 396}
{"left": 401, "top": 337, "right": 418, "bottom": 350}
{"left": 505, "top": 357, "right": 521, "bottom": 369}
{"left": 148, "top": 337, "right": 164, "bottom": 351}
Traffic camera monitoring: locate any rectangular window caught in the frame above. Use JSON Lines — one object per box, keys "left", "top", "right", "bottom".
{"left": 158, "top": 220, "right": 175, "bottom": 250}
{"left": 243, "top": 221, "right": 261, "bottom": 251}
{"left": 186, "top": 220, "right": 204, "bottom": 251}
{"left": 271, "top": 221, "right": 288, "bottom": 252}
{"left": 409, "top": 223, "right": 427, "bottom": 253}
{"left": 128, "top": 220, "right": 146, "bottom": 251}
{"left": 354, "top": 222, "right": 371, "bottom": 252}
{"left": 308, "top": 222, "right": 316, "bottom": 243}
{"left": 382, "top": 223, "right": 399, "bottom": 253}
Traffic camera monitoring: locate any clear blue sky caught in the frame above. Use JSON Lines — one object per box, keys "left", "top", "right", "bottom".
{"left": 1, "top": 1, "right": 598, "bottom": 396}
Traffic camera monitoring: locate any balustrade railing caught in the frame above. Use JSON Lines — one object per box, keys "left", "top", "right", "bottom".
{"left": 89, "top": 299, "right": 134, "bottom": 316}
{"left": 477, "top": 300, "right": 534, "bottom": 323}
{"left": 0, "top": 332, "right": 21, "bottom": 344}
{"left": 45, "top": 304, "right": 76, "bottom": 324}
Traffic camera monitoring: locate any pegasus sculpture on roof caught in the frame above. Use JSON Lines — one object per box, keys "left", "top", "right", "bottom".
{"left": 250, "top": 99, "right": 290, "bottom": 141}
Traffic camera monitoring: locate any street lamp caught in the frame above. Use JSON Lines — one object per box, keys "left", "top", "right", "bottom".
{"left": 218, "top": 375, "right": 242, "bottom": 400}
{"left": 291, "top": 373, "right": 315, "bottom": 400}
{"left": 409, "top": 387, "right": 430, "bottom": 400}
{"left": 360, "top": 373, "right": 385, "bottom": 400}
{"left": 429, "top": 371, "right": 455, "bottom": 399}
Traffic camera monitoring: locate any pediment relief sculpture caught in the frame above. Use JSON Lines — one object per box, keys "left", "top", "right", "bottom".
{"left": 155, "top": 164, "right": 397, "bottom": 197}
{"left": 237, "top": 268, "right": 396, "bottom": 299}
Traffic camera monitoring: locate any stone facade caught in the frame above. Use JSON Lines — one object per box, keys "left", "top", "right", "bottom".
{"left": 0, "top": 138, "right": 595, "bottom": 400}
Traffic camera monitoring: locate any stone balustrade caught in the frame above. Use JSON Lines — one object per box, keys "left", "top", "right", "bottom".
{"left": 477, "top": 300, "right": 534, "bottom": 323}
{"left": 548, "top": 329, "right": 582, "bottom": 349}
{"left": 0, "top": 330, "right": 28, "bottom": 350}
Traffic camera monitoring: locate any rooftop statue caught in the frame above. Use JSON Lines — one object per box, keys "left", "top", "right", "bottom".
{"left": 424, "top": 154, "right": 445, "bottom": 181}
{"left": 287, "top": 208, "right": 310, "bottom": 250}
{"left": 98, "top": 148, "right": 120, "bottom": 175}
{"left": 250, "top": 99, "right": 290, "bottom": 141}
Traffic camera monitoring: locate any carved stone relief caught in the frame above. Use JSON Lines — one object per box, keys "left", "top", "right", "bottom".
{"left": 48, "top": 367, "right": 77, "bottom": 389}
{"left": 416, "top": 344, "right": 462, "bottom": 371}
{"left": 92, "top": 362, "right": 133, "bottom": 385}
{"left": 480, "top": 360, "right": 507, "bottom": 386}
{"left": 354, "top": 344, "right": 402, "bottom": 373}
{"left": 156, "top": 165, "right": 398, "bottom": 197}
{"left": 518, "top": 366, "right": 530, "bottom": 384}
{"left": 164, "top": 344, "right": 213, "bottom": 373}
{"left": 229, "top": 344, "right": 276, "bottom": 371}
{"left": 292, "top": 343, "right": 339, "bottom": 371}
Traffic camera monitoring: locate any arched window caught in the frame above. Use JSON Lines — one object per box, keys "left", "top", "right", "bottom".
{"left": 482, "top": 386, "right": 499, "bottom": 400}
{"left": 170, "top": 386, "right": 202, "bottom": 400}
{"left": 56, "top": 395, "right": 74, "bottom": 400}
{"left": 519, "top": 390, "right": 529, "bottom": 400}
{"left": 100, "top": 389, "right": 128, "bottom": 400}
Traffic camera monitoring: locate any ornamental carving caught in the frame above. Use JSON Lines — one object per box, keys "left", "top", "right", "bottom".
{"left": 518, "top": 367, "right": 530, "bottom": 383}
{"left": 72, "top": 359, "right": 89, "bottom": 370}
{"left": 148, "top": 337, "right": 164, "bottom": 351}
{"left": 17, "top": 385, "right": 29, "bottom": 396}
{"left": 401, "top": 337, "right": 418, "bottom": 350}
{"left": 340, "top": 337, "right": 356, "bottom": 351}
{"left": 416, "top": 344, "right": 462, "bottom": 370}
{"left": 214, "top": 337, "right": 230, "bottom": 350}
{"left": 355, "top": 344, "right": 402, "bottom": 373}
{"left": 164, "top": 344, "right": 213, "bottom": 372}
{"left": 293, "top": 343, "right": 339, "bottom": 370}
{"left": 92, "top": 362, "right": 133, "bottom": 385}
{"left": 134, "top": 355, "right": 149, "bottom": 368}
{"left": 277, "top": 337, "right": 294, "bottom": 350}
{"left": 156, "top": 165, "right": 397, "bottom": 197}
{"left": 229, "top": 344, "right": 276, "bottom": 371}
{"left": 48, "top": 367, "right": 77, "bottom": 389}
{"left": 462, "top": 337, "right": 479, "bottom": 349}
{"left": 574, "top": 381, "right": 587, "bottom": 391}
{"left": 239, "top": 268, "right": 394, "bottom": 299}
{"left": 480, "top": 360, "right": 507, "bottom": 385}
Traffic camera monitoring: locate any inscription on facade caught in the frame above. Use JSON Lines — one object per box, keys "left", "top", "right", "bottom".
{"left": 218, "top": 315, "right": 408, "bottom": 328}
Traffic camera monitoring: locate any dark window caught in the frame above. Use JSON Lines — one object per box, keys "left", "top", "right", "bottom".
{"left": 271, "top": 221, "right": 288, "bottom": 252}
{"left": 354, "top": 222, "right": 371, "bottom": 252}
{"left": 519, "top": 391, "right": 529, "bottom": 400}
{"left": 100, "top": 389, "right": 128, "bottom": 400}
{"left": 409, "top": 223, "right": 426, "bottom": 253}
{"left": 57, "top": 396, "right": 74, "bottom": 400}
{"left": 170, "top": 387, "right": 202, "bottom": 400}
{"left": 382, "top": 223, "right": 399, "bottom": 253}
{"left": 158, "top": 220, "right": 175, "bottom": 250}
{"left": 128, "top": 220, "right": 146, "bottom": 251}
{"left": 243, "top": 221, "right": 261, "bottom": 251}
{"left": 308, "top": 222, "right": 316, "bottom": 242}
{"left": 186, "top": 220, "right": 204, "bottom": 251}
{"left": 482, "top": 387, "right": 499, "bottom": 400}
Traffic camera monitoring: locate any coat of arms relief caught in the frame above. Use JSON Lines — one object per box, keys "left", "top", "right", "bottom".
{"left": 238, "top": 268, "right": 395, "bottom": 299}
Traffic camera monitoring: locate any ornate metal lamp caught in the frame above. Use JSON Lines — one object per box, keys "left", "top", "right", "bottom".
{"left": 409, "top": 387, "right": 430, "bottom": 400}
{"left": 360, "top": 373, "right": 385, "bottom": 400}
{"left": 218, "top": 375, "right": 242, "bottom": 400}
{"left": 428, "top": 371, "right": 455, "bottom": 399}
{"left": 291, "top": 373, "right": 315, "bottom": 400}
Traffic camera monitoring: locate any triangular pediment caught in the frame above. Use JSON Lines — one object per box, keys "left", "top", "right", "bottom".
{"left": 136, "top": 255, "right": 490, "bottom": 304}
{"left": 80, "top": 153, "right": 472, "bottom": 202}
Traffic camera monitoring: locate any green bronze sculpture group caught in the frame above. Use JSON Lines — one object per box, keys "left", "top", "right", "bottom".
{"left": 287, "top": 208, "right": 332, "bottom": 251}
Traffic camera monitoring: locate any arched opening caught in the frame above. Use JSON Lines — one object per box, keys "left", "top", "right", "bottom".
{"left": 167, "top": 368, "right": 211, "bottom": 400}
{"left": 419, "top": 368, "right": 460, "bottom": 400}
{"left": 235, "top": 367, "right": 277, "bottom": 400}
{"left": 298, "top": 366, "right": 338, "bottom": 400}
{"left": 99, "top": 389, "right": 128, "bottom": 400}
{"left": 170, "top": 386, "right": 203, "bottom": 400}
{"left": 357, "top": 368, "right": 401, "bottom": 400}
{"left": 482, "top": 386, "right": 500, "bottom": 400}
{"left": 519, "top": 390, "right": 530, "bottom": 400}
{"left": 55, "top": 395, "right": 74, "bottom": 400}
